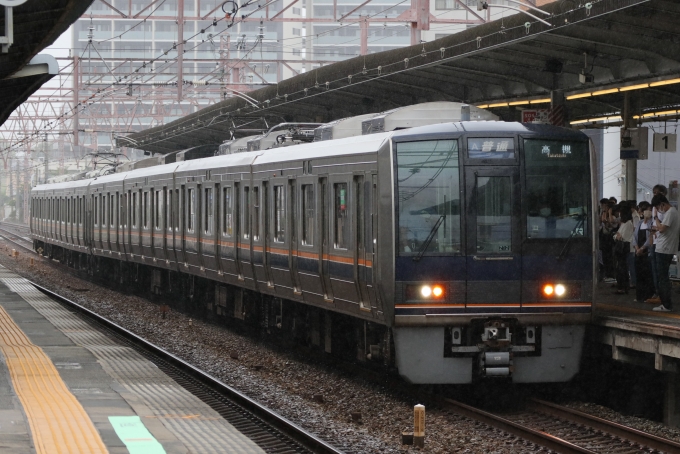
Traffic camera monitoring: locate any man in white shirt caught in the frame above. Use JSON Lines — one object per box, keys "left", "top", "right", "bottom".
{"left": 650, "top": 194, "right": 679, "bottom": 312}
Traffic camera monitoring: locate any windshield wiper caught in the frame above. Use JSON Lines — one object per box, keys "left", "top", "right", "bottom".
{"left": 557, "top": 214, "right": 586, "bottom": 261}
{"left": 413, "top": 215, "right": 445, "bottom": 262}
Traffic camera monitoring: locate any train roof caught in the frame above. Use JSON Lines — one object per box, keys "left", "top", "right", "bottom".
{"left": 32, "top": 122, "right": 587, "bottom": 193}
{"left": 390, "top": 121, "right": 588, "bottom": 141}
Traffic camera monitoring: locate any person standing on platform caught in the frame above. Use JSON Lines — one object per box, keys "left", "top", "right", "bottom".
{"left": 650, "top": 194, "right": 678, "bottom": 312}
{"left": 646, "top": 185, "right": 668, "bottom": 304}
{"left": 614, "top": 208, "right": 634, "bottom": 294}
{"left": 633, "top": 202, "right": 655, "bottom": 302}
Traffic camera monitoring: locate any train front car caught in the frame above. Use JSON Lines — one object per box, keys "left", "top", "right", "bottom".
{"left": 383, "top": 122, "right": 594, "bottom": 384}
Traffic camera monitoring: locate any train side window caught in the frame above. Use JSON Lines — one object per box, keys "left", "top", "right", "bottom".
{"left": 132, "top": 192, "right": 137, "bottom": 228}
{"left": 274, "top": 185, "right": 285, "bottom": 242}
{"left": 181, "top": 188, "right": 186, "bottom": 232}
{"left": 301, "top": 184, "right": 314, "bottom": 246}
{"left": 67, "top": 198, "right": 71, "bottom": 224}
{"left": 172, "top": 189, "right": 179, "bottom": 232}
{"left": 252, "top": 186, "right": 260, "bottom": 241}
{"left": 166, "top": 189, "right": 172, "bottom": 231}
{"left": 143, "top": 191, "right": 149, "bottom": 229}
{"left": 103, "top": 195, "right": 107, "bottom": 227}
{"left": 204, "top": 187, "right": 213, "bottom": 234}
{"left": 94, "top": 196, "right": 98, "bottom": 226}
{"left": 155, "top": 190, "right": 162, "bottom": 230}
{"left": 222, "top": 187, "right": 233, "bottom": 237}
{"left": 110, "top": 195, "right": 115, "bottom": 227}
{"left": 119, "top": 194, "right": 125, "bottom": 228}
{"left": 334, "top": 183, "right": 349, "bottom": 249}
{"left": 243, "top": 187, "right": 250, "bottom": 239}
{"left": 187, "top": 188, "right": 195, "bottom": 232}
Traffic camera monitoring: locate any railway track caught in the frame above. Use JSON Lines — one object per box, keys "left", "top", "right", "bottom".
{"left": 0, "top": 223, "right": 34, "bottom": 253}
{"left": 28, "top": 280, "right": 346, "bottom": 454}
{"left": 439, "top": 397, "right": 680, "bottom": 454}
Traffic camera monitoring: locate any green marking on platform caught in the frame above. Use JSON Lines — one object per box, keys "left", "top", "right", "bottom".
{"left": 109, "top": 416, "right": 166, "bottom": 454}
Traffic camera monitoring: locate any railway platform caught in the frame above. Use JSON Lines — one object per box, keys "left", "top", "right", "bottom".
{"left": 591, "top": 281, "right": 680, "bottom": 428}
{"left": 0, "top": 265, "right": 264, "bottom": 454}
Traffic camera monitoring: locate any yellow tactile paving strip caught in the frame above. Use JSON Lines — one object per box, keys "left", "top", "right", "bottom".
{"left": 0, "top": 305, "right": 108, "bottom": 454}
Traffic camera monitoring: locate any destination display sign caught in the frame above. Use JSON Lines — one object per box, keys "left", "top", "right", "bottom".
{"left": 468, "top": 138, "right": 515, "bottom": 159}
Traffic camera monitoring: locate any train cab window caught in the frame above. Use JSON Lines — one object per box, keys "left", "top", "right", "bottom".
{"left": 396, "top": 139, "right": 460, "bottom": 255}
{"left": 143, "top": 191, "right": 149, "bottom": 229}
{"left": 222, "top": 187, "right": 233, "bottom": 237}
{"left": 253, "top": 186, "right": 260, "bottom": 241}
{"left": 204, "top": 187, "right": 213, "bottom": 234}
{"left": 187, "top": 188, "right": 195, "bottom": 232}
{"left": 243, "top": 187, "right": 250, "bottom": 239}
{"left": 274, "top": 185, "right": 285, "bottom": 243}
{"left": 475, "top": 176, "right": 512, "bottom": 254}
{"left": 334, "top": 183, "right": 349, "bottom": 249}
{"left": 524, "top": 139, "right": 590, "bottom": 239}
{"left": 301, "top": 184, "right": 315, "bottom": 246}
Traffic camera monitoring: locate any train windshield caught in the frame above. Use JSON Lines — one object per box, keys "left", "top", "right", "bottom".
{"left": 396, "top": 139, "right": 460, "bottom": 256}
{"left": 524, "top": 139, "right": 590, "bottom": 239}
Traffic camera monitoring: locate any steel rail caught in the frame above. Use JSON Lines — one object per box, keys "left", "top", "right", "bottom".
{"left": 29, "top": 280, "right": 345, "bottom": 454}
{"left": 528, "top": 398, "right": 680, "bottom": 453}
{"left": 441, "top": 398, "right": 596, "bottom": 454}
{"left": 0, "top": 226, "right": 37, "bottom": 254}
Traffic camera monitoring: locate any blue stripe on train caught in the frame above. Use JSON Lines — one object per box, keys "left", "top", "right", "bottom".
{"left": 395, "top": 254, "right": 592, "bottom": 281}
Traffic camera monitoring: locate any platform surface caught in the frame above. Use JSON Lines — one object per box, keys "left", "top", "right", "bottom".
{"left": 0, "top": 265, "right": 264, "bottom": 454}
{"left": 593, "top": 280, "right": 680, "bottom": 335}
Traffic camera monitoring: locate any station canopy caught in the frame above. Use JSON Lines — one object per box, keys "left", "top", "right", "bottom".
{"left": 120, "top": 0, "right": 680, "bottom": 154}
{"left": 0, "top": 0, "right": 94, "bottom": 127}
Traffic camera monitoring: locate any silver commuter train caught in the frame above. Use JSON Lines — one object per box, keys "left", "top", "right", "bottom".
{"left": 29, "top": 121, "right": 596, "bottom": 384}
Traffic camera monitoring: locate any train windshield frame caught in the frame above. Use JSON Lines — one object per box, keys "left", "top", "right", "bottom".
{"left": 523, "top": 138, "right": 591, "bottom": 240}
{"left": 395, "top": 139, "right": 461, "bottom": 257}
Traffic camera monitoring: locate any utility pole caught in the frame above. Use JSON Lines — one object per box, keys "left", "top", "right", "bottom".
{"left": 360, "top": 16, "right": 368, "bottom": 55}
{"left": 177, "top": 0, "right": 184, "bottom": 101}
{"left": 621, "top": 92, "right": 637, "bottom": 201}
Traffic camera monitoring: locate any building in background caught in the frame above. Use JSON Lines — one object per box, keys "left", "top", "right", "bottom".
{"left": 1, "top": 0, "right": 557, "bottom": 221}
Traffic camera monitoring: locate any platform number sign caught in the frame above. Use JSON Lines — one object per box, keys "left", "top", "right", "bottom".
{"left": 653, "top": 133, "right": 677, "bottom": 152}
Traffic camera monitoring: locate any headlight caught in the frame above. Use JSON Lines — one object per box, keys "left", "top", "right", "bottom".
{"left": 405, "top": 284, "right": 446, "bottom": 301}
{"left": 541, "top": 283, "right": 577, "bottom": 299}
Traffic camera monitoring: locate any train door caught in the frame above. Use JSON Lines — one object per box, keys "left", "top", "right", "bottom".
{"left": 260, "top": 180, "right": 272, "bottom": 287}
{"left": 180, "top": 185, "right": 188, "bottom": 266}
{"left": 319, "top": 176, "right": 333, "bottom": 302}
{"left": 233, "top": 182, "right": 242, "bottom": 279}
{"left": 464, "top": 166, "right": 522, "bottom": 309}
{"left": 354, "top": 174, "right": 371, "bottom": 310}
{"left": 289, "top": 178, "right": 301, "bottom": 294}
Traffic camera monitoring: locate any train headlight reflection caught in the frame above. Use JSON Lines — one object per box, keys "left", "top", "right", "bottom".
{"left": 555, "top": 284, "right": 566, "bottom": 296}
